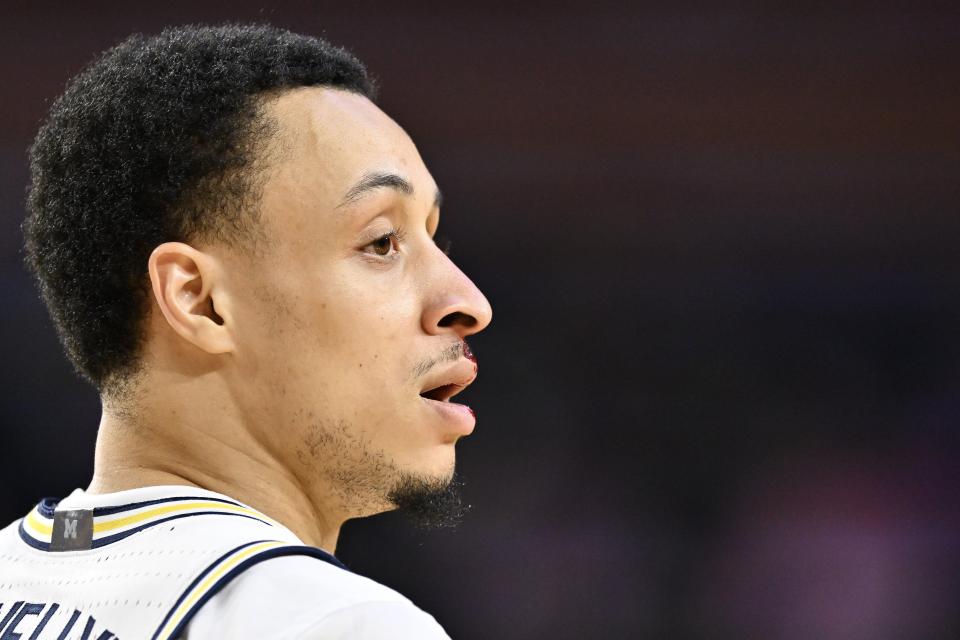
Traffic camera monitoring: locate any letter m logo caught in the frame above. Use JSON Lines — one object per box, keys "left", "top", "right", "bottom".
{"left": 51, "top": 509, "right": 93, "bottom": 551}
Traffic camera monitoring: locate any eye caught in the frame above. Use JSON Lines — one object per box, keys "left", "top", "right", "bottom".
{"left": 370, "top": 233, "right": 395, "bottom": 256}
{"left": 363, "top": 226, "right": 406, "bottom": 258}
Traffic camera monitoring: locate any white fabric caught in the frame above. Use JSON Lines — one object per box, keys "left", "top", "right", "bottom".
{"left": 183, "top": 556, "right": 450, "bottom": 639}
{"left": 0, "top": 486, "right": 451, "bottom": 640}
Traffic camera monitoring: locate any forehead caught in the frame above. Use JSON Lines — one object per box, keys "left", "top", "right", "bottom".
{"left": 263, "top": 86, "right": 430, "bottom": 211}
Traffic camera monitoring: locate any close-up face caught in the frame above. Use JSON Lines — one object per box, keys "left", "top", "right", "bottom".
{"left": 213, "top": 87, "right": 492, "bottom": 519}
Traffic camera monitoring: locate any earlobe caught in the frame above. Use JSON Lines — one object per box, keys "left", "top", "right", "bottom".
{"left": 148, "top": 242, "right": 234, "bottom": 354}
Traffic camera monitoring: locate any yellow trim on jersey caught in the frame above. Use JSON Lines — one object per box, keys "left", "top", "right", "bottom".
{"left": 26, "top": 509, "right": 52, "bottom": 536}
{"left": 155, "top": 540, "right": 287, "bottom": 640}
{"left": 23, "top": 500, "right": 278, "bottom": 543}
{"left": 95, "top": 501, "right": 269, "bottom": 532}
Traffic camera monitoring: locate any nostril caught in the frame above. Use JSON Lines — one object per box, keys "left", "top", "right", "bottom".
{"left": 438, "top": 311, "right": 476, "bottom": 329}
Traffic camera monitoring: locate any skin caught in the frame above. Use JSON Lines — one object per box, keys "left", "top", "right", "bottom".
{"left": 87, "top": 87, "right": 493, "bottom": 552}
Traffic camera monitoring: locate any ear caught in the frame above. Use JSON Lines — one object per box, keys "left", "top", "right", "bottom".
{"left": 147, "top": 242, "right": 234, "bottom": 354}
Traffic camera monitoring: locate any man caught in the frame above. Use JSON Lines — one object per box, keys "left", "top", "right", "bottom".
{"left": 0, "top": 23, "right": 491, "bottom": 639}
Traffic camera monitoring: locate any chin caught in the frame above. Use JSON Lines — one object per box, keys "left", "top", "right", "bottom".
{"left": 386, "top": 465, "right": 469, "bottom": 530}
{"left": 408, "top": 448, "right": 457, "bottom": 485}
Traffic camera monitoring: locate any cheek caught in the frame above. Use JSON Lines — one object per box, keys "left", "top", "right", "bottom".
{"left": 312, "top": 271, "right": 421, "bottom": 355}
{"left": 235, "top": 260, "right": 424, "bottom": 401}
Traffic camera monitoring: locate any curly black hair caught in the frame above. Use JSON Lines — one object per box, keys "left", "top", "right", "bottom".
{"left": 23, "top": 23, "right": 376, "bottom": 393}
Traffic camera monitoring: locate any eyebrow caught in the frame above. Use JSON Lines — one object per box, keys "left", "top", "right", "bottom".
{"left": 337, "top": 170, "right": 443, "bottom": 211}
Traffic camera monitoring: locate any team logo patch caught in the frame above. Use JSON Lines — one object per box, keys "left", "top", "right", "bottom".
{"left": 50, "top": 509, "right": 94, "bottom": 551}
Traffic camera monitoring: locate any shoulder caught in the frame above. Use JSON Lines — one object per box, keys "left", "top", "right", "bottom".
{"left": 0, "top": 516, "right": 26, "bottom": 553}
{"left": 0, "top": 516, "right": 20, "bottom": 539}
{"left": 181, "top": 554, "right": 450, "bottom": 640}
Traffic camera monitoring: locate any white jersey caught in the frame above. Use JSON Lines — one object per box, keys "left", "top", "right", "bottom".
{"left": 0, "top": 486, "right": 451, "bottom": 639}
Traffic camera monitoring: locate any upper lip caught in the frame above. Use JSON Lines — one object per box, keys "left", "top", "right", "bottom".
{"left": 419, "top": 359, "right": 478, "bottom": 402}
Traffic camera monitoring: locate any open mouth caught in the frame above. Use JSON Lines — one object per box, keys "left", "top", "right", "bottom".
{"left": 418, "top": 356, "right": 478, "bottom": 405}
{"left": 419, "top": 383, "right": 465, "bottom": 403}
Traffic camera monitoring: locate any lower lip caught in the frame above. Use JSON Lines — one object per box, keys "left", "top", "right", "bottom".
{"left": 421, "top": 397, "right": 476, "bottom": 436}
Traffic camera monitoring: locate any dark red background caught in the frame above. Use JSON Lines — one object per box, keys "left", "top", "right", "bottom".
{"left": 2, "top": 3, "right": 958, "bottom": 638}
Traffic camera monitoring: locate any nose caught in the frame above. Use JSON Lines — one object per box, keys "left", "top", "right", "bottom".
{"left": 421, "top": 253, "right": 493, "bottom": 338}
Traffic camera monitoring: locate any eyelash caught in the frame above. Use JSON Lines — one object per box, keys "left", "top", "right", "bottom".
{"left": 363, "top": 226, "right": 453, "bottom": 259}
{"left": 365, "top": 226, "right": 407, "bottom": 259}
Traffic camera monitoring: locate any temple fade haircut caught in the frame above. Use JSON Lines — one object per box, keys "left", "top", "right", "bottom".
{"left": 23, "top": 23, "right": 376, "bottom": 394}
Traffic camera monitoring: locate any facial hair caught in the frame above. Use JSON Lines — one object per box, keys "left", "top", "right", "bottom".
{"left": 387, "top": 471, "right": 470, "bottom": 530}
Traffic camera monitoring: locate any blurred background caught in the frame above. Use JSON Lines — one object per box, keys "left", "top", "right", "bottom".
{"left": 2, "top": 2, "right": 958, "bottom": 638}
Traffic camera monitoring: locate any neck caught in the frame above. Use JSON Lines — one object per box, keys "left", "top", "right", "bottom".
{"left": 88, "top": 392, "right": 342, "bottom": 553}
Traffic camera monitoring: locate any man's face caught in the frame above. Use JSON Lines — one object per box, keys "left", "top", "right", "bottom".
{"left": 216, "top": 87, "right": 491, "bottom": 520}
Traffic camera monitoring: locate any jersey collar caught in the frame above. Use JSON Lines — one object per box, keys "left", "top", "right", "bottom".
{"left": 19, "top": 485, "right": 296, "bottom": 552}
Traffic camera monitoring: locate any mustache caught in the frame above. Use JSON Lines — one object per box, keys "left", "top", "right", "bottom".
{"left": 411, "top": 340, "right": 464, "bottom": 382}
